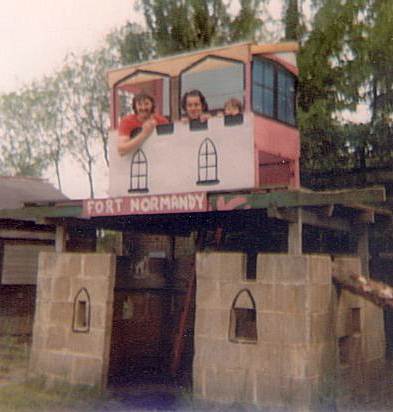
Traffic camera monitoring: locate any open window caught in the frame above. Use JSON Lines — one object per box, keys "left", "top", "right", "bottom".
{"left": 180, "top": 55, "right": 245, "bottom": 115}
{"left": 229, "top": 289, "right": 258, "bottom": 343}
{"left": 113, "top": 70, "right": 171, "bottom": 128}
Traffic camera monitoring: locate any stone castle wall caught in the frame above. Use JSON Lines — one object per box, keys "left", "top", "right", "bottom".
{"left": 29, "top": 252, "right": 115, "bottom": 389}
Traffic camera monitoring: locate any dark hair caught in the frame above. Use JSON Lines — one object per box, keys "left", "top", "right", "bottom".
{"left": 132, "top": 93, "right": 156, "bottom": 114}
{"left": 225, "top": 98, "right": 243, "bottom": 113}
{"left": 181, "top": 89, "right": 209, "bottom": 113}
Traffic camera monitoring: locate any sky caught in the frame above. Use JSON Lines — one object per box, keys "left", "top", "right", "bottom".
{"left": 0, "top": 0, "right": 139, "bottom": 93}
{"left": 0, "top": 0, "right": 141, "bottom": 198}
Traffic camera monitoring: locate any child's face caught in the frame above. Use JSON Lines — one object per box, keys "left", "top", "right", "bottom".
{"left": 186, "top": 96, "right": 203, "bottom": 120}
{"left": 224, "top": 104, "right": 240, "bottom": 116}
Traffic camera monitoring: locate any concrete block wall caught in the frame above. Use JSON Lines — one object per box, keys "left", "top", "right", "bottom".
{"left": 194, "top": 252, "right": 335, "bottom": 410}
{"left": 29, "top": 252, "right": 115, "bottom": 390}
{"left": 194, "top": 252, "right": 386, "bottom": 410}
{"left": 333, "top": 257, "right": 385, "bottom": 400}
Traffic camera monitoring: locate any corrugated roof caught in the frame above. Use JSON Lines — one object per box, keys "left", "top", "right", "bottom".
{"left": 0, "top": 176, "right": 68, "bottom": 210}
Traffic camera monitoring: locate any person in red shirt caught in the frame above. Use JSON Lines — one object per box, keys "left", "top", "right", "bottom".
{"left": 117, "top": 93, "right": 169, "bottom": 156}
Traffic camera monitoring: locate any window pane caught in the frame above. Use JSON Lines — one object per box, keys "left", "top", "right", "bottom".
{"left": 277, "top": 70, "right": 295, "bottom": 125}
{"left": 252, "top": 59, "right": 274, "bottom": 117}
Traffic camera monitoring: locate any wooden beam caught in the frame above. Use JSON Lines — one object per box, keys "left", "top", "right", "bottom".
{"left": 356, "top": 210, "right": 375, "bottom": 224}
{"left": 268, "top": 206, "right": 352, "bottom": 232}
{"left": 210, "top": 187, "right": 386, "bottom": 211}
{"left": 355, "top": 224, "right": 370, "bottom": 277}
{"left": 288, "top": 208, "right": 302, "bottom": 255}
{"left": 0, "top": 229, "right": 55, "bottom": 241}
{"left": 55, "top": 225, "right": 67, "bottom": 253}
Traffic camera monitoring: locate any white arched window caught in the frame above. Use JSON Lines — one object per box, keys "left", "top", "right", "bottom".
{"left": 197, "top": 138, "right": 219, "bottom": 185}
{"left": 129, "top": 149, "right": 148, "bottom": 193}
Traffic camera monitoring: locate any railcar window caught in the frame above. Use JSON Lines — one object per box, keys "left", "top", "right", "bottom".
{"left": 252, "top": 58, "right": 296, "bottom": 126}
{"left": 180, "top": 56, "right": 244, "bottom": 113}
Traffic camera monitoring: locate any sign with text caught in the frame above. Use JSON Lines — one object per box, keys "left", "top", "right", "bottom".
{"left": 83, "top": 192, "right": 208, "bottom": 217}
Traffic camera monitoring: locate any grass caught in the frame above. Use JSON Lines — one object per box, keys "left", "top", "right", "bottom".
{"left": 0, "top": 379, "right": 113, "bottom": 412}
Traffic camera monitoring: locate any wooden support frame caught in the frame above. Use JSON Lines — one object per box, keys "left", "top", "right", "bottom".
{"left": 288, "top": 208, "right": 302, "bottom": 255}
{"left": 268, "top": 206, "right": 352, "bottom": 232}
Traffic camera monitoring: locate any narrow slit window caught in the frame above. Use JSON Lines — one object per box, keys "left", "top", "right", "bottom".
{"left": 77, "top": 301, "right": 87, "bottom": 328}
{"left": 339, "top": 336, "right": 351, "bottom": 365}
{"left": 72, "top": 288, "right": 90, "bottom": 333}
{"left": 245, "top": 251, "right": 257, "bottom": 281}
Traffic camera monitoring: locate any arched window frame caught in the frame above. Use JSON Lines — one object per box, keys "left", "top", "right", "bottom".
{"left": 129, "top": 149, "right": 149, "bottom": 193}
{"left": 197, "top": 138, "right": 219, "bottom": 185}
{"left": 72, "top": 287, "right": 91, "bottom": 333}
{"left": 229, "top": 288, "right": 258, "bottom": 344}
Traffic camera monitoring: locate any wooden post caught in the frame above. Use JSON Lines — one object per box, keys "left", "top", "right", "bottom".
{"left": 355, "top": 224, "right": 370, "bottom": 277}
{"left": 288, "top": 207, "right": 302, "bottom": 255}
{"left": 55, "top": 224, "right": 67, "bottom": 253}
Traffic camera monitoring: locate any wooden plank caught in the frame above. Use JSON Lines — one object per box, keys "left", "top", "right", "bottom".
{"left": 1, "top": 243, "right": 54, "bottom": 285}
{"left": 55, "top": 225, "right": 67, "bottom": 253}
{"left": 268, "top": 207, "right": 352, "bottom": 232}
{"left": 209, "top": 187, "right": 386, "bottom": 211}
{"left": 288, "top": 208, "right": 302, "bottom": 255}
{"left": 0, "top": 205, "right": 83, "bottom": 220}
{"left": 0, "top": 229, "right": 55, "bottom": 241}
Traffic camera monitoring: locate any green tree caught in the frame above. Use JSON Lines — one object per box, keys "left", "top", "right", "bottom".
{"left": 136, "top": 0, "right": 264, "bottom": 56}
{"left": 297, "top": 0, "right": 369, "bottom": 172}
{"left": 0, "top": 87, "right": 49, "bottom": 177}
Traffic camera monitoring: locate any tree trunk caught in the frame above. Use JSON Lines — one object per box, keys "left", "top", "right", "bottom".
{"left": 332, "top": 270, "right": 393, "bottom": 309}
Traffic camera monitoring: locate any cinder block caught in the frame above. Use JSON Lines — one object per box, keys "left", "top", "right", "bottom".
{"left": 70, "top": 278, "right": 114, "bottom": 305}
{"left": 194, "top": 308, "right": 229, "bottom": 339}
{"left": 52, "top": 276, "right": 71, "bottom": 302}
{"left": 310, "top": 284, "right": 332, "bottom": 313}
{"left": 90, "top": 304, "right": 109, "bottom": 330}
{"left": 281, "top": 313, "right": 308, "bottom": 344}
{"left": 36, "top": 278, "right": 53, "bottom": 302}
{"left": 71, "top": 356, "right": 103, "bottom": 387}
{"left": 259, "top": 312, "right": 307, "bottom": 344}
{"left": 333, "top": 256, "right": 361, "bottom": 276}
{"left": 258, "top": 254, "right": 309, "bottom": 285}
{"left": 308, "top": 255, "right": 332, "bottom": 284}
{"left": 255, "top": 371, "right": 285, "bottom": 407}
{"left": 258, "top": 312, "right": 285, "bottom": 343}
{"left": 205, "top": 366, "right": 254, "bottom": 404}
{"left": 49, "top": 302, "right": 73, "bottom": 326}
{"left": 44, "top": 351, "right": 73, "bottom": 379}
{"left": 363, "top": 333, "right": 385, "bottom": 361}
{"left": 195, "top": 279, "right": 220, "bottom": 309}
{"left": 219, "top": 282, "right": 259, "bottom": 310}
{"left": 37, "top": 252, "right": 58, "bottom": 277}
{"left": 311, "top": 312, "right": 335, "bottom": 344}
{"left": 192, "top": 363, "right": 206, "bottom": 397}
{"left": 280, "top": 376, "right": 315, "bottom": 409}
{"left": 33, "top": 301, "right": 52, "bottom": 325}
{"left": 196, "top": 252, "right": 244, "bottom": 281}
{"left": 46, "top": 325, "right": 68, "bottom": 351}
{"left": 274, "top": 284, "right": 307, "bottom": 313}
{"left": 67, "top": 328, "right": 107, "bottom": 357}
{"left": 255, "top": 284, "right": 275, "bottom": 312}
{"left": 82, "top": 253, "right": 116, "bottom": 278}
{"left": 363, "top": 301, "right": 385, "bottom": 337}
